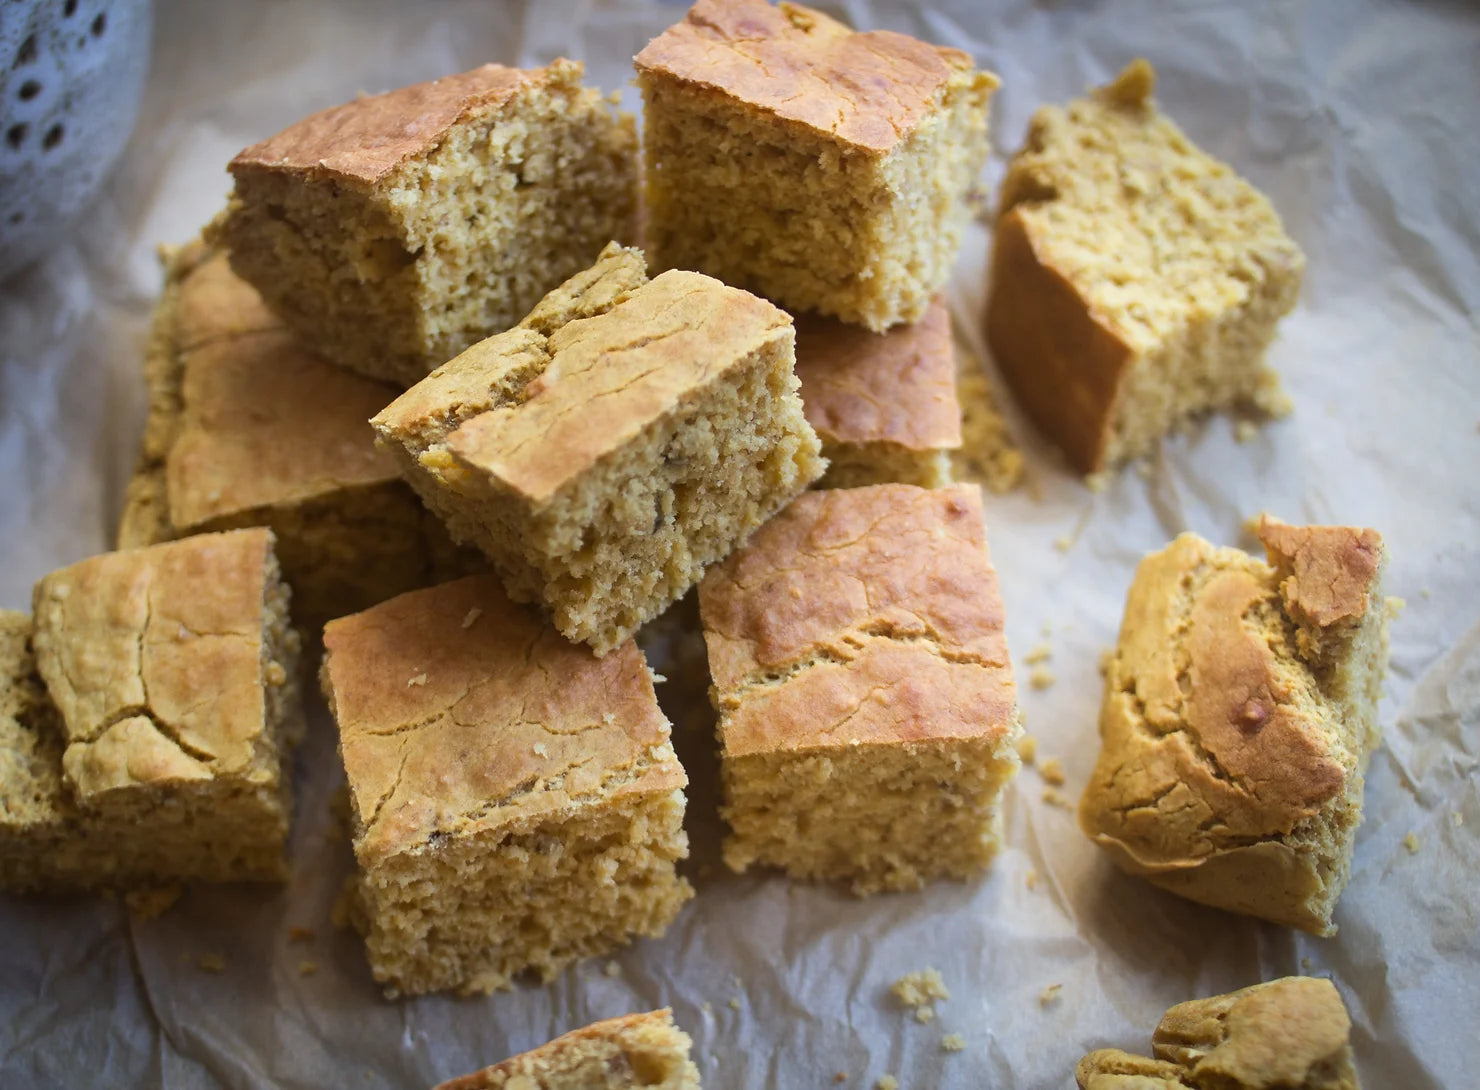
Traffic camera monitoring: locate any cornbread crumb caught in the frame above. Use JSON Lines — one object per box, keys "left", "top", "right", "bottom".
{"left": 876, "top": 1077, "right": 899, "bottom": 1090}
{"left": 1403, "top": 833, "right": 1421, "bottom": 854}
{"left": 1043, "top": 788, "right": 1072, "bottom": 809}
{"left": 892, "top": 969, "right": 950, "bottom": 1008}
{"left": 1054, "top": 535, "right": 1074, "bottom": 552}
{"left": 124, "top": 887, "right": 182, "bottom": 920}
{"left": 1016, "top": 735, "right": 1038, "bottom": 764}
{"left": 460, "top": 607, "right": 482, "bottom": 629}
{"left": 1235, "top": 419, "right": 1260, "bottom": 443}
{"left": 914, "top": 1006, "right": 935, "bottom": 1024}
{"left": 1085, "top": 472, "right": 1109, "bottom": 493}
{"left": 942, "top": 1034, "right": 965, "bottom": 1053}
{"left": 1025, "top": 643, "right": 1052, "bottom": 665}
{"left": 198, "top": 953, "right": 227, "bottom": 974}
{"left": 1040, "top": 983, "right": 1063, "bottom": 1006}
{"left": 604, "top": 960, "right": 622, "bottom": 977}
{"left": 834, "top": 1074, "right": 847, "bottom": 1084}
{"left": 1454, "top": 812, "right": 1465, "bottom": 827}
{"left": 702, "top": 1001, "right": 713, "bottom": 1014}
{"left": 728, "top": 997, "right": 742, "bottom": 1011}
{"left": 1029, "top": 666, "right": 1056, "bottom": 690}
{"left": 1302, "top": 957, "right": 1314, "bottom": 971}
{"left": 1039, "top": 757, "right": 1066, "bottom": 786}
{"left": 1026, "top": 869, "right": 1040, "bottom": 891}
{"left": 288, "top": 926, "right": 315, "bottom": 942}
{"left": 298, "top": 960, "right": 319, "bottom": 976}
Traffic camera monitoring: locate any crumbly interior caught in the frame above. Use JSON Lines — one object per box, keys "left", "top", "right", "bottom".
{"left": 999, "top": 61, "right": 1303, "bottom": 466}
{"left": 951, "top": 345, "right": 1024, "bottom": 494}
{"left": 817, "top": 442, "right": 952, "bottom": 490}
{"left": 356, "top": 786, "right": 691, "bottom": 998}
{"left": 441, "top": 1012, "right": 699, "bottom": 1090}
{"left": 220, "top": 64, "right": 636, "bottom": 386}
{"left": 641, "top": 66, "right": 989, "bottom": 331}
{"left": 722, "top": 734, "right": 1018, "bottom": 895}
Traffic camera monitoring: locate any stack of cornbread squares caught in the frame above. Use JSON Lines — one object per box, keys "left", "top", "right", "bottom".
{"left": 1, "top": 0, "right": 1395, "bottom": 1086}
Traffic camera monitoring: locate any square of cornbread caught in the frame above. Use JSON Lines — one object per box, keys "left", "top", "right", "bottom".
{"left": 208, "top": 60, "right": 636, "bottom": 387}
{"left": 1076, "top": 977, "right": 1360, "bottom": 1090}
{"left": 795, "top": 296, "right": 960, "bottom": 489}
{"left": 321, "top": 575, "right": 693, "bottom": 997}
{"left": 636, "top": 0, "right": 997, "bottom": 332}
{"left": 986, "top": 60, "right": 1306, "bottom": 472}
{"left": 373, "top": 243, "right": 825, "bottom": 656}
{"left": 22, "top": 528, "right": 302, "bottom": 887}
{"left": 118, "top": 240, "right": 478, "bottom": 631}
{"left": 1079, "top": 517, "right": 1394, "bottom": 934}
{"left": 435, "top": 1009, "right": 700, "bottom": 1089}
{"left": 698, "top": 483, "right": 1021, "bottom": 894}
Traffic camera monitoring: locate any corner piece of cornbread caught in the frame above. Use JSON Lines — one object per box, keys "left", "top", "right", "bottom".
{"left": 321, "top": 575, "right": 693, "bottom": 997}
{"left": 209, "top": 60, "right": 636, "bottom": 387}
{"left": 795, "top": 297, "right": 960, "bottom": 489}
{"left": 118, "top": 239, "right": 477, "bottom": 630}
{"left": 986, "top": 60, "right": 1305, "bottom": 472}
{"left": 434, "top": 1009, "right": 701, "bottom": 1089}
{"left": 373, "top": 243, "right": 825, "bottom": 656}
{"left": 636, "top": 0, "right": 997, "bottom": 332}
{"left": 1079, "top": 517, "right": 1394, "bottom": 934}
{"left": 1076, "top": 977, "right": 1361, "bottom": 1090}
{"left": 698, "top": 483, "right": 1021, "bottom": 895}
{"left": 6, "top": 529, "right": 303, "bottom": 890}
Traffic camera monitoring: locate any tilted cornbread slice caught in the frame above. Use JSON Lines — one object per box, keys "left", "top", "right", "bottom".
{"left": 1079, "top": 517, "right": 1394, "bottom": 934}
{"left": 434, "top": 1010, "right": 701, "bottom": 1089}
{"left": 19, "top": 529, "right": 302, "bottom": 887}
{"left": 636, "top": 0, "right": 997, "bottom": 332}
{"left": 373, "top": 243, "right": 825, "bottom": 655}
{"left": 118, "top": 239, "right": 478, "bottom": 630}
{"left": 1076, "top": 977, "right": 1361, "bottom": 1090}
{"left": 795, "top": 297, "right": 960, "bottom": 489}
{"left": 209, "top": 60, "right": 636, "bottom": 386}
{"left": 321, "top": 575, "right": 692, "bottom": 997}
{"left": 698, "top": 484, "right": 1021, "bottom": 894}
{"left": 986, "top": 60, "right": 1305, "bottom": 472}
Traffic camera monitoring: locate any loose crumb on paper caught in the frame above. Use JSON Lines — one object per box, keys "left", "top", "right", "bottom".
{"left": 298, "top": 960, "right": 319, "bottom": 976}
{"left": 876, "top": 1077, "right": 899, "bottom": 1090}
{"left": 1026, "top": 869, "right": 1040, "bottom": 891}
{"left": 942, "top": 1033, "right": 966, "bottom": 1053}
{"left": 1039, "top": 757, "right": 1066, "bottom": 786}
{"left": 1403, "top": 833, "right": 1421, "bottom": 854}
{"left": 1234, "top": 419, "right": 1259, "bottom": 443}
{"left": 728, "top": 997, "right": 742, "bottom": 1011}
{"left": 1453, "top": 811, "right": 1464, "bottom": 827}
{"left": 1025, "top": 642, "right": 1052, "bottom": 665}
{"left": 1040, "top": 983, "right": 1063, "bottom": 1007}
{"left": 1016, "top": 735, "right": 1038, "bottom": 764}
{"left": 1042, "top": 788, "right": 1072, "bottom": 809}
{"left": 198, "top": 953, "right": 227, "bottom": 974}
{"left": 833, "top": 1074, "right": 847, "bottom": 1085}
{"left": 1301, "top": 956, "right": 1314, "bottom": 971}
{"left": 913, "top": 1006, "right": 935, "bottom": 1024}
{"left": 1029, "top": 666, "right": 1056, "bottom": 690}
{"left": 1053, "top": 535, "right": 1074, "bottom": 552}
{"left": 1085, "top": 471, "right": 1109, "bottom": 493}
{"left": 603, "top": 960, "right": 621, "bottom": 978}
{"left": 892, "top": 969, "right": 949, "bottom": 1008}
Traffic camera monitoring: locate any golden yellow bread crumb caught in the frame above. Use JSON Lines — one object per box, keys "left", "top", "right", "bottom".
{"left": 892, "top": 969, "right": 950, "bottom": 1008}
{"left": 1016, "top": 735, "right": 1038, "bottom": 764}
{"left": 1403, "top": 833, "right": 1420, "bottom": 854}
{"left": 1030, "top": 666, "right": 1056, "bottom": 690}
{"left": 1039, "top": 757, "right": 1066, "bottom": 786}
{"left": 942, "top": 1034, "right": 965, "bottom": 1053}
{"left": 875, "top": 1077, "right": 899, "bottom": 1090}
{"left": 1040, "top": 983, "right": 1063, "bottom": 1006}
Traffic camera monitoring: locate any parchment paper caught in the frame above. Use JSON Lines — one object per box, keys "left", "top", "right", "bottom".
{"left": 1, "top": 2, "right": 1477, "bottom": 1087}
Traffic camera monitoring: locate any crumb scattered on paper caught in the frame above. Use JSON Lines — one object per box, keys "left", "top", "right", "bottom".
{"left": 1026, "top": 869, "right": 1040, "bottom": 891}
{"left": 1040, "top": 983, "right": 1063, "bottom": 1006}
{"left": 876, "top": 1077, "right": 899, "bottom": 1090}
{"left": 1404, "top": 833, "right": 1421, "bottom": 854}
{"left": 1234, "top": 419, "right": 1259, "bottom": 443}
{"left": 1039, "top": 757, "right": 1066, "bottom": 786}
{"left": 914, "top": 1006, "right": 935, "bottom": 1024}
{"left": 1025, "top": 642, "right": 1052, "bottom": 665}
{"left": 833, "top": 1074, "right": 847, "bottom": 1084}
{"left": 1043, "top": 788, "right": 1072, "bottom": 809}
{"left": 1085, "top": 472, "right": 1109, "bottom": 493}
{"left": 1454, "top": 811, "right": 1465, "bottom": 827}
{"left": 728, "top": 997, "right": 742, "bottom": 1011}
{"left": 942, "top": 1034, "right": 965, "bottom": 1053}
{"left": 1054, "top": 535, "right": 1073, "bottom": 552}
{"left": 603, "top": 960, "right": 621, "bottom": 977}
{"left": 892, "top": 969, "right": 949, "bottom": 1007}
{"left": 1016, "top": 735, "right": 1038, "bottom": 764}
{"left": 1030, "top": 666, "right": 1056, "bottom": 690}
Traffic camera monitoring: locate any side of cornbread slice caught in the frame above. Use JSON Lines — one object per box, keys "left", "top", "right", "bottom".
{"left": 434, "top": 1009, "right": 701, "bottom": 1089}
{"left": 986, "top": 60, "right": 1305, "bottom": 472}
{"left": 1079, "top": 518, "right": 1393, "bottom": 934}
{"left": 374, "top": 243, "right": 824, "bottom": 655}
{"left": 21, "top": 528, "right": 302, "bottom": 886}
{"left": 637, "top": 0, "right": 997, "bottom": 332}
{"left": 699, "top": 484, "right": 1021, "bottom": 894}
{"left": 321, "top": 576, "right": 692, "bottom": 997}
{"left": 209, "top": 60, "right": 636, "bottom": 386}
{"left": 1077, "top": 977, "right": 1361, "bottom": 1090}
{"left": 118, "top": 239, "right": 477, "bottom": 630}
{"left": 795, "top": 297, "right": 960, "bottom": 489}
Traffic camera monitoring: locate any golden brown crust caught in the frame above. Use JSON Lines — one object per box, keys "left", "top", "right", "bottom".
{"left": 1257, "top": 517, "right": 1382, "bottom": 630}
{"left": 1076, "top": 1049, "right": 1193, "bottom": 1090}
{"left": 635, "top": 0, "right": 980, "bottom": 155}
{"left": 321, "top": 576, "right": 684, "bottom": 866}
{"left": 229, "top": 63, "right": 556, "bottom": 186}
{"left": 795, "top": 296, "right": 961, "bottom": 452}
{"left": 433, "top": 1009, "right": 699, "bottom": 1089}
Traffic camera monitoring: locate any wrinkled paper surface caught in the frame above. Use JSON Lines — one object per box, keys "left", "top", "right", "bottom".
{"left": 1, "top": 1, "right": 1477, "bottom": 1087}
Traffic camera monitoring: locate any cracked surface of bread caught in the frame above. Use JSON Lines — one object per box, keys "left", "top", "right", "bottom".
{"left": 1076, "top": 977, "right": 1360, "bottom": 1089}
{"left": 698, "top": 484, "right": 1021, "bottom": 894}
{"left": 321, "top": 575, "right": 692, "bottom": 997}
{"left": 374, "top": 243, "right": 824, "bottom": 655}
{"left": 22, "top": 529, "right": 301, "bottom": 886}
{"left": 986, "top": 59, "right": 1305, "bottom": 472}
{"left": 637, "top": 0, "right": 997, "bottom": 331}
{"left": 1079, "top": 517, "right": 1392, "bottom": 933}
{"left": 795, "top": 297, "right": 959, "bottom": 489}
{"left": 210, "top": 60, "right": 637, "bottom": 386}
{"left": 118, "top": 240, "right": 480, "bottom": 630}
{"left": 434, "top": 1009, "right": 700, "bottom": 1089}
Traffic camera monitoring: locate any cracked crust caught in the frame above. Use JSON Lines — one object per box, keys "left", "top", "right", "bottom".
{"left": 434, "top": 1009, "right": 700, "bottom": 1089}
{"left": 1076, "top": 977, "right": 1360, "bottom": 1090}
{"left": 795, "top": 296, "right": 960, "bottom": 487}
{"left": 229, "top": 64, "right": 542, "bottom": 187}
{"left": 1079, "top": 524, "right": 1390, "bottom": 933}
{"left": 321, "top": 575, "right": 684, "bottom": 867}
{"left": 635, "top": 0, "right": 975, "bottom": 155}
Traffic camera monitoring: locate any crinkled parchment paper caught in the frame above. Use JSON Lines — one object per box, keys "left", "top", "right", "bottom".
{"left": 1, "top": 2, "right": 1477, "bottom": 1087}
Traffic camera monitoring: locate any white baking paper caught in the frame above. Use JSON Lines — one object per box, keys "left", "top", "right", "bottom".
{"left": 1, "top": 1, "right": 1477, "bottom": 1087}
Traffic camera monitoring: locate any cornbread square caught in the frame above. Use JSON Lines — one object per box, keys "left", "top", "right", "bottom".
{"left": 321, "top": 575, "right": 693, "bottom": 997}
{"left": 118, "top": 240, "right": 477, "bottom": 630}
{"left": 636, "top": 0, "right": 997, "bottom": 332}
{"left": 1076, "top": 977, "right": 1360, "bottom": 1090}
{"left": 209, "top": 60, "right": 636, "bottom": 387}
{"left": 373, "top": 243, "right": 825, "bottom": 656}
{"left": 698, "top": 483, "right": 1021, "bottom": 894}
{"left": 986, "top": 60, "right": 1305, "bottom": 472}
{"left": 1079, "top": 517, "right": 1394, "bottom": 934}
{"left": 795, "top": 296, "right": 960, "bottom": 489}
{"left": 25, "top": 528, "right": 302, "bottom": 885}
{"left": 435, "top": 1009, "right": 701, "bottom": 1089}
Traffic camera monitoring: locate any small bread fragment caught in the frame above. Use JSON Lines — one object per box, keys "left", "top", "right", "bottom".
{"left": 1075, "top": 976, "right": 1360, "bottom": 1089}
{"left": 1079, "top": 517, "right": 1393, "bottom": 933}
